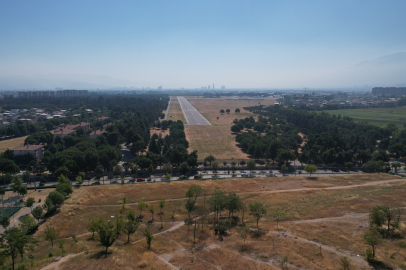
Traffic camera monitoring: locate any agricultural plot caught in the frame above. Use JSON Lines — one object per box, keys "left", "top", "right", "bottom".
{"left": 324, "top": 107, "right": 406, "bottom": 129}
{"left": 184, "top": 96, "right": 276, "bottom": 161}
{"left": 18, "top": 173, "right": 406, "bottom": 270}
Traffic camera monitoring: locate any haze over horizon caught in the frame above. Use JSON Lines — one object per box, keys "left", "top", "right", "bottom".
{"left": 1, "top": 0, "right": 406, "bottom": 90}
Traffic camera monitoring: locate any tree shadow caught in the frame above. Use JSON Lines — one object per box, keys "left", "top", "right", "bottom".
{"left": 306, "top": 176, "right": 318, "bottom": 180}
{"left": 89, "top": 251, "right": 110, "bottom": 259}
{"left": 367, "top": 259, "right": 393, "bottom": 270}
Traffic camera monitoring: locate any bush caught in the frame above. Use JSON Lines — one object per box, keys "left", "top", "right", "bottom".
{"left": 47, "top": 191, "right": 65, "bottom": 205}
{"left": 56, "top": 183, "right": 73, "bottom": 196}
{"left": 365, "top": 248, "right": 374, "bottom": 260}
{"left": 19, "top": 215, "right": 38, "bottom": 234}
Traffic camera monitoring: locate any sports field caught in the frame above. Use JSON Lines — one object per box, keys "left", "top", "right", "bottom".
{"left": 184, "top": 96, "right": 276, "bottom": 161}
{"left": 324, "top": 107, "right": 406, "bottom": 129}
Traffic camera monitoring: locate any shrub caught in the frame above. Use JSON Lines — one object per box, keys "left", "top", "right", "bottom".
{"left": 365, "top": 248, "right": 374, "bottom": 260}
{"left": 47, "top": 191, "right": 65, "bottom": 205}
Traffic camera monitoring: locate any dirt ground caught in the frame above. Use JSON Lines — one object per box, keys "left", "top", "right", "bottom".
{"left": 10, "top": 173, "right": 406, "bottom": 270}
{"left": 184, "top": 97, "right": 276, "bottom": 161}
{"left": 0, "top": 135, "right": 28, "bottom": 152}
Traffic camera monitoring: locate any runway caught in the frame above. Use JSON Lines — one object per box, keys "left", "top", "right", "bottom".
{"left": 177, "top": 96, "right": 212, "bottom": 126}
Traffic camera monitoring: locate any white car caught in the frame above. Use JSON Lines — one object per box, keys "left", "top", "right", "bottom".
{"left": 241, "top": 173, "right": 248, "bottom": 177}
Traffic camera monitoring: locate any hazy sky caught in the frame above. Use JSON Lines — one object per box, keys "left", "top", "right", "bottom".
{"left": 1, "top": 0, "right": 406, "bottom": 88}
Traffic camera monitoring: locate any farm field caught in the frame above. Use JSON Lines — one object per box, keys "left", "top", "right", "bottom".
{"left": 323, "top": 107, "right": 406, "bottom": 129}
{"left": 166, "top": 98, "right": 186, "bottom": 124}
{"left": 16, "top": 173, "right": 406, "bottom": 270}
{"left": 0, "top": 135, "right": 28, "bottom": 152}
{"left": 184, "top": 96, "right": 276, "bottom": 161}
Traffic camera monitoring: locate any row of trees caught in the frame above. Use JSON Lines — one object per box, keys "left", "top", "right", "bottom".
{"left": 233, "top": 105, "right": 405, "bottom": 168}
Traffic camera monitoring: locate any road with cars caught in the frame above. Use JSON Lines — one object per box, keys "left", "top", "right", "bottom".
{"left": 177, "top": 96, "right": 211, "bottom": 125}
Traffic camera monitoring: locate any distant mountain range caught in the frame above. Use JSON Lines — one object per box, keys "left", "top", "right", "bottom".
{"left": 316, "top": 52, "right": 406, "bottom": 88}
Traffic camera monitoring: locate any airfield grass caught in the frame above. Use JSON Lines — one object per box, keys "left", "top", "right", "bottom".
{"left": 14, "top": 173, "right": 406, "bottom": 270}
{"left": 166, "top": 98, "right": 186, "bottom": 124}
{"left": 0, "top": 135, "right": 28, "bottom": 152}
{"left": 324, "top": 107, "right": 406, "bottom": 129}
{"left": 184, "top": 97, "right": 276, "bottom": 161}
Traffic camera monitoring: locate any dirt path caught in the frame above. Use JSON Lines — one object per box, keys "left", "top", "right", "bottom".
{"left": 41, "top": 252, "right": 86, "bottom": 270}
{"left": 266, "top": 230, "right": 369, "bottom": 269}
{"left": 71, "top": 178, "right": 406, "bottom": 208}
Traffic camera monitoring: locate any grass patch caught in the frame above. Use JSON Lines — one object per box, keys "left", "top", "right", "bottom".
{"left": 0, "top": 136, "right": 28, "bottom": 152}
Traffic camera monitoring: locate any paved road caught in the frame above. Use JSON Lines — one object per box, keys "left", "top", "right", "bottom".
{"left": 177, "top": 96, "right": 211, "bottom": 125}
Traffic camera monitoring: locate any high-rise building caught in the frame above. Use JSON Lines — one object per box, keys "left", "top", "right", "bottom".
{"left": 221, "top": 86, "right": 225, "bottom": 90}
{"left": 208, "top": 85, "right": 211, "bottom": 90}
{"left": 158, "top": 86, "right": 162, "bottom": 90}
{"left": 213, "top": 83, "right": 214, "bottom": 89}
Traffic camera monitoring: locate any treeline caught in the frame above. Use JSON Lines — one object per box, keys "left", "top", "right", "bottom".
{"left": 0, "top": 95, "right": 171, "bottom": 180}
{"left": 233, "top": 105, "right": 405, "bottom": 167}
{"left": 135, "top": 120, "right": 197, "bottom": 172}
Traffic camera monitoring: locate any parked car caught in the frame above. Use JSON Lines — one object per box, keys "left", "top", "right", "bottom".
{"left": 241, "top": 173, "right": 248, "bottom": 177}
{"left": 146, "top": 179, "right": 152, "bottom": 182}
{"left": 194, "top": 175, "right": 200, "bottom": 179}
{"left": 136, "top": 178, "right": 145, "bottom": 182}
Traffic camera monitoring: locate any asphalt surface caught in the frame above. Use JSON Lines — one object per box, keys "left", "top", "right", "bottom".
{"left": 177, "top": 96, "right": 211, "bottom": 126}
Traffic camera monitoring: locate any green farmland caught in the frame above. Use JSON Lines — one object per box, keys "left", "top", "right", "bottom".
{"left": 323, "top": 107, "right": 406, "bottom": 129}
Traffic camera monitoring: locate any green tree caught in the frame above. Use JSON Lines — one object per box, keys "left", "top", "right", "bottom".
{"left": 392, "top": 162, "right": 402, "bottom": 173}
{"left": 249, "top": 202, "right": 267, "bottom": 230}
{"left": 0, "top": 227, "right": 34, "bottom": 270}
{"left": 304, "top": 164, "right": 317, "bottom": 177}
{"left": 149, "top": 205, "right": 155, "bottom": 221}
{"left": 162, "top": 163, "right": 172, "bottom": 174}
{"left": 138, "top": 201, "right": 147, "bottom": 217}
{"left": 25, "top": 197, "right": 35, "bottom": 211}
{"left": 363, "top": 160, "right": 384, "bottom": 173}
{"left": 281, "top": 164, "right": 288, "bottom": 176}
{"left": 19, "top": 215, "right": 37, "bottom": 234}
{"left": 142, "top": 227, "right": 153, "bottom": 250}
{"left": 22, "top": 171, "right": 31, "bottom": 183}
{"left": 113, "top": 165, "right": 122, "bottom": 176}
{"left": 363, "top": 227, "right": 382, "bottom": 259}
{"left": 47, "top": 191, "right": 65, "bottom": 205}
{"left": 204, "top": 155, "right": 216, "bottom": 165}
{"left": 159, "top": 199, "right": 166, "bottom": 214}
{"left": 44, "top": 224, "right": 57, "bottom": 247}
{"left": 179, "top": 161, "right": 190, "bottom": 176}
{"left": 123, "top": 216, "right": 140, "bottom": 243}
{"left": 247, "top": 160, "right": 256, "bottom": 172}
{"left": 0, "top": 216, "right": 10, "bottom": 229}
{"left": 56, "top": 183, "right": 73, "bottom": 196}
{"left": 235, "top": 108, "right": 240, "bottom": 113}
{"left": 88, "top": 217, "right": 102, "bottom": 239}
{"left": 75, "top": 175, "right": 83, "bottom": 185}
{"left": 165, "top": 173, "right": 171, "bottom": 181}
{"left": 212, "top": 161, "right": 219, "bottom": 173}
{"left": 274, "top": 209, "right": 286, "bottom": 231}
{"left": 97, "top": 218, "right": 117, "bottom": 256}
{"left": 345, "top": 162, "right": 353, "bottom": 174}
{"left": 225, "top": 192, "right": 243, "bottom": 218}
{"left": 32, "top": 206, "right": 43, "bottom": 222}
{"left": 239, "top": 225, "right": 250, "bottom": 249}
{"left": 220, "top": 109, "right": 225, "bottom": 114}
{"left": 207, "top": 187, "right": 226, "bottom": 222}
{"left": 185, "top": 198, "right": 196, "bottom": 221}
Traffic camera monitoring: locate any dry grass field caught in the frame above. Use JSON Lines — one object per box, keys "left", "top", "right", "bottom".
{"left": 184, "top": 96, "right": 276, "bottom": 161}
{"left": 0, "top": 135, "right": 28, "bottom": 152}
{"left": 14, "top": 173, "right": 406, "bottom": 270}
{"left": 166, "top": 98, "right": 186, "bottom": 124}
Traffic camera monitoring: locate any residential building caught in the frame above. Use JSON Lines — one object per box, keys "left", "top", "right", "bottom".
{"left": 13, "top": 145, "right": 44, "bottom": 161}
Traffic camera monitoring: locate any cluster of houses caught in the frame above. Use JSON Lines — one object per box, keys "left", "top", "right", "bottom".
{"left": 282, "top": 92, "right": 403, "bottom": 108}
{"left": 0, "top": 108, "right": 95, "bottom": 128}
{"left": 11, "top": 117, "right": 111, "bottom": 162}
